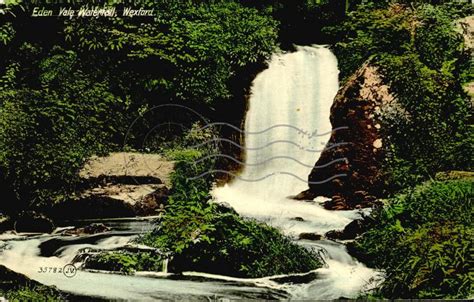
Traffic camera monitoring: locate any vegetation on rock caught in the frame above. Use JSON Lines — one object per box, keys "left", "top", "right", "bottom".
{"left": 137, "top": 150, "right": 323, "bottom": 278}
{"left": 84, "top": 251, "right": 164, "bottom": 274}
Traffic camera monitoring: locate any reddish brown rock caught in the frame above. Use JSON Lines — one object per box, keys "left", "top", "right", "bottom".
{"left": 305, "top": 62, "right": 399, "bottom": 209}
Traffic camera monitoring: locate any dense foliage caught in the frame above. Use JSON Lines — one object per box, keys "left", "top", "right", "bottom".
{"left": 351, "top": 178, "right": 473, "bottom": 298}
{"left": 85, "top": 251, "right": 165, "bottom": 274}
{"left": 0, "top": 0, "right": 278, "bottom": 215}
{"left": 0, "top": 53, "right": 127, "bottom": 212}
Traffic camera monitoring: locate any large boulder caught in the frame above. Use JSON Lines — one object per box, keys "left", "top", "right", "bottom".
{"left": 301, "top": 62, "right": 401, "bottom": 209}
{"left": 49, "top": 152, "right": 174, "bottom": 219}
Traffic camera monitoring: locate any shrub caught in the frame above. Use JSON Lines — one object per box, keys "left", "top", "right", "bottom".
{"left": 2, "top": 286, "right": 63, "bottom": 302}
{"left": 378, "top": 52, "right": 472, "bottom": 189}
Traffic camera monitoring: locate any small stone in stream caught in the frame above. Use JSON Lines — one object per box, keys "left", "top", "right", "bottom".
{"left": 290, "top": 217, "right": 305, "bottom": 222}
{"left": 298, "top": 233, "right": 322, "bottom": 241}
{"left": 325, "top": 219, "right": 367, "bottom": 240}
{"left": 64, "top": 223, "right": 111, "bottom": 236}
{"left": 14, "top": 211, "right": 54, "bottom": 233}
{"left": 342, "top": 219, "right": 366, "bottom": 239}
{"left": 325, "top": 230, "right": 344, "bottom": 240}
{"left": 292, "top": 189, "right": 315, "bottom": 201}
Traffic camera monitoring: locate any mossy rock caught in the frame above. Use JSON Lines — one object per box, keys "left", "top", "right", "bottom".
{"left": 83, "top": 251, "right": 164, "bottom": 274}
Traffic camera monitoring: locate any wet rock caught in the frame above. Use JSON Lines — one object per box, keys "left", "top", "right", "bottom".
{"left": 346, "top": 241, "right": 371, "bottom": 264}
{"left": 39, "top": 233, "right": 118, "bottom": 257}
{"left": 14, "top": 211, "right": 54, "bottom": 233}
{"left": 298, "top": 233, "right": 322, "bottom": 241}
{"left": 0, "top": 264, "right": 33, "bottom": 290}
{"left": 342, "top": 219, "right": 367, "bottom": 239}
{"left": 325, "top": 219, "right": 368, "bottom": 240}
{"left": 323, "top": 195, "right": 351, "bottom": 210}
{"left": 64, "top": 223, "right": 111, "bottom": 236}
{"left": 325, "top": 230, "right": 345, "bottom": 240}
{"left": 50, "top": 196, "right": 136, "bottom": 219}
{"left": 216, "top": 202, "right": 238, "bottom": 214}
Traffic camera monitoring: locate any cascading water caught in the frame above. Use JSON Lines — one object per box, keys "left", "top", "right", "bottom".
{"left": 237, "top": 45, "right": 336, "bottom": 197}
{"left": 213, "top": 45, "right": 379, "bottom": 298}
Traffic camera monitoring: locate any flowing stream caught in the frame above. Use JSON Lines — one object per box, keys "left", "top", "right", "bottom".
{"left": 0, "top": 46, "right": 378, "bottom": 300}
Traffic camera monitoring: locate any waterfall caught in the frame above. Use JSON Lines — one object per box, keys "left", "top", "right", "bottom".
{"left": 213, "top": 46, "right": 355, "bottom": 235}
{"left": 242, "top": 45, "right": 337, "bottom": 197}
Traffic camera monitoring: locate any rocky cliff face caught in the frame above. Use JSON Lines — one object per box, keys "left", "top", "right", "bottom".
{"left": 298, "top": 62, "right": 398, "bottom": 209}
